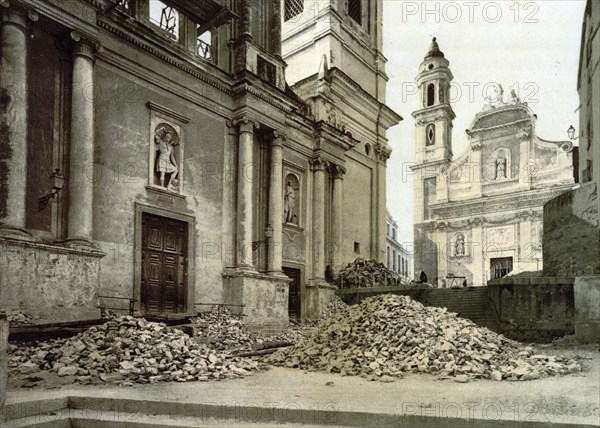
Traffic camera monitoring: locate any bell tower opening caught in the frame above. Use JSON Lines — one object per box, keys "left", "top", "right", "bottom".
{"left": 427, "top": 83, "right": 435, "bottom": 107}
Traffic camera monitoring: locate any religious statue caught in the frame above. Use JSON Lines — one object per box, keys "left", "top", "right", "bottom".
{"left": 455, "top": 234, "right": 465, "bottom": 256}
{"left": 284, "top": 179, "right": 296, "bottom": 223}
{"left": 154, "top": 126, "right": 179, "bottom": 191}
{"left": 508, "top": 88, "right": 521, "bottom": 105}
{"left": 495, "top": 156, "right": 507, "bottom": 180}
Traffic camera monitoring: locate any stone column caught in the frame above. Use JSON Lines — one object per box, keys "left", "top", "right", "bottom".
{"left": 330, "top": 164, "right": 345, "bottom": 273}
{"left": 267, "top": 131, "right": 285, "bottom": 275}
{"left": 67, "top": 35, "right": 96, "bottom": 245}
{"left": 0, "top": 8, "right": 29, "bottom": 238}
{"left": 271, "top": 0, "right": 282, "bottom": 56}
{"left": 310, "top": 157, "right": 328, "bottom": 280}
{"left": 223, "top": 122, "right": 238, "bottom": 267}
{"left": 235, "top": 117, "right": 257, "bottom": 271}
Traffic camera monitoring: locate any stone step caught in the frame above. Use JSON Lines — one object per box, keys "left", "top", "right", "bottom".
{"left": 5, "top": 395, "right": 596, "bottom": 428}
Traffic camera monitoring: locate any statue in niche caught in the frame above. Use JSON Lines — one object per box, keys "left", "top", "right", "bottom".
{"left": 495, "top": 156, "right": 507, "bottom": 180}
{"left": 284, "top": 178, "right": 297, "bottom": 224}
{"left": 154, "top": 125, "right": 179, "bottom": 191}
{"left": 455, "top": 234, "right": 465, "bottom": 256}
{"left": 508, "top": 88, "right": 521, "bottom": 105}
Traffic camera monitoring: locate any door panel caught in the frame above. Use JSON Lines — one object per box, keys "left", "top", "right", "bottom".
{"left": 141, "top": 213, "right": 188, "bottom": 315}
{"left": 283, "top": 267, "right": 301, "bottom": 320}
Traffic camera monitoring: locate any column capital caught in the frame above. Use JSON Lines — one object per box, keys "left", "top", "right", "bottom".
{"left": 1, "top": 5, "right": 28, "bottom": 31}
{"left": 310, "top": 157, "right": 329, "bottom": 172}
{"left": 70, "top": 31, "right": 103, "bottom": 60}
{"left": 272, "top": 130, "right": 286, "bottom": 146}
{"left": 233, "top": 115, "right": 259, "bottom": 134}
{"left": 329, "top": 164, "right": 346, "bottom": 180}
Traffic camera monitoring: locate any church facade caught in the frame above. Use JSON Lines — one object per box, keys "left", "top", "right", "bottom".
{"left": 0, "top": 0, "right": 400, "bottom": 327}
{"left": 412, "top": 39, "right": 575, "bottom": 287}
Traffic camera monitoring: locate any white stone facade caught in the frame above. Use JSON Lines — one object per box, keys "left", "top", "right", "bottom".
{"left": 386, "top": 210, "right": 413, "bottom": 282}
{"left": 412, "top": 39, "right": 575, "bottom": 287}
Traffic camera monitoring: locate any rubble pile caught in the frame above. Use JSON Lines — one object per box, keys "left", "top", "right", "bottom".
{"left": 190, "top": 308, "right": 254, "bottom": 351}
{"left": 7, "top": 311, "right": 40, "bottom": 325}
{"left": 306, "top": 296, "right": 348, "bottom": 326}
{"left": 336, "top": 258, "right": 401, "bottom": 288}
{"left": 268, "top": 294, "right": 581, "bottom": 382}
{"left": 8, "top": 316, "right": 259, "bottom": 385}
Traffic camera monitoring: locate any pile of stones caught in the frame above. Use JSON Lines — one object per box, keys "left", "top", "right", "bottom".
{"left": 268, "top": 294, "right": 581, "bottom": 382}
{"left": 306, "top": 296, "right": 348, "bottom": 326}
{"left": 190, "top": 309, "right": 254, "bottom": 351}
{"left": 336, "top": 258, "right": 401, "bottom": 288}
{"left": 7, "top": 311, "right": 40, "bottom": 325}
{"left": 8, "top": 316, "right": 260, "bottom": 385}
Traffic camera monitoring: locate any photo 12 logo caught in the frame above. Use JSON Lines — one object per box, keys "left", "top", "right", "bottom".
{"left": 400, "top": 2, "right": 540, "bottom": 24}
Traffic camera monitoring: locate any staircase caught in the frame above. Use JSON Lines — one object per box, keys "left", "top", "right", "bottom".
{"left": 406, "top": 287, "right": 499, "bottom": 331}
{"left": 338, "top": 286, "right": 499, "bottom": 331}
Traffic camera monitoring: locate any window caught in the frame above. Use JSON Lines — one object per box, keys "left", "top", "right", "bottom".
{"left": 393, "top": 250, "right": 397, "bottom": 272}
{"left": 348, "top": 0, "right": 361, "bottom": 24}
{"left": 426, "top": 124, "right": 435, "bottom": 146}
{"left": 197, "top": 29, "right": 212, "bottom": 60}
{"left": 490, "top": 257, "right": 513, "bottom": 279}
{"left": 426, "top": 83, "right": 435, "bottom": 107}
{"left": 284, "top": 0, "right": 304, "bottom": 21}
{"left": 354, "top": 242, "right": 360, "bottom": 253}
{"left": 392, "top": 228, "right": 396, "bottom": 240}
{"left": 149, "top": 1, "right": 179, "bottom": 40}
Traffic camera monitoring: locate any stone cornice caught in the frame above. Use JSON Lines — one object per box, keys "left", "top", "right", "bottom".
{"left": 147, "top": 102, "right": 190, "bottom": 124}
{"left": 97, "top": 17, "right": 233, "bottom": 97}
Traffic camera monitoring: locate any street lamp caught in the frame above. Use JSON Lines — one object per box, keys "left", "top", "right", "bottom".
{"left": 39, "top": 169, "right": 65, "bottom": 211}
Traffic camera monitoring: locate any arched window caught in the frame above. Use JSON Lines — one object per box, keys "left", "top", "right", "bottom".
{"left": 426, "top": 83, "right": 435, "bottom": 107}
{"left": 426, "top": 123, "right": 435, "bottom": 146}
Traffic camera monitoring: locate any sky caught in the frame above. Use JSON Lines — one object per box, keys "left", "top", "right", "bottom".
{"left": 382, "top": 0, "right": 587, "bottom": 246}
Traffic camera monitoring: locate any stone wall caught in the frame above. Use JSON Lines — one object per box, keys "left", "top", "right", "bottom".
{"left": 574, "top": 275, "right": 600, "bottom": 343}
{"left": 0, "top": 239, "right": 104, "bottom": 321}
{"left": 543, "top": 182, "right": 600, "bottom": 276}
{"left": 488, "top": 277, "right": 575, "bottom": 342}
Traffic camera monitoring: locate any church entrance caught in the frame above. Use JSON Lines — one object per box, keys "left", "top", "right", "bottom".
{"left": 283, "top": 267, "right": 301, "bottom": 320}
{"left": 490, "top": 257, "right": 513, "bottom": 279}
{"left": 141, "top": 212, "right": 188, "bottom": 315}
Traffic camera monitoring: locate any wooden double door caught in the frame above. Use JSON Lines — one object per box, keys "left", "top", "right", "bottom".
{"left": 141, "top": 213, "right": 188, "bottom": 314}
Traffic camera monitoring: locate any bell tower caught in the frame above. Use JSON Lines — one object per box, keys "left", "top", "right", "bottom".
{"left": 412, "top": 38, "right": 455, "bottom": 285}
{"left": 412, "top": 37, "right": 455, "bottom": 165}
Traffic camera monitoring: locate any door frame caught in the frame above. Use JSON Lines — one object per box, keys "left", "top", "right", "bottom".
{"left": 282, "top": 264, "right": 304, "bottom": 320}
{"left": 133, "top": 203, "right": 195, "bottom": 317}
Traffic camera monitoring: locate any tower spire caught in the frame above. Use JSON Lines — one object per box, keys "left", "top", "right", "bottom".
{"left": 425, "top": 37, "right": 445, "bottom": 60}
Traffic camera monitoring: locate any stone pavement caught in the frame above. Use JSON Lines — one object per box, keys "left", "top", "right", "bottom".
{"left": 2, "top": 348, "right": 599, "bottom": 427}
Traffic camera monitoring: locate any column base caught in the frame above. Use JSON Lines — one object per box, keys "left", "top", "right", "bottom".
{"left": 62, "top": 237, "right": 101, "bottom": 251}
{"left": 267, "top": 270, "right": 288, "bottom": 278}
{"left": 0, "top": 225, "right": 34, "bottom": 241}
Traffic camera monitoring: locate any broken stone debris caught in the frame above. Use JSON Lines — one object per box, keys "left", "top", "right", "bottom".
{"left": 267, "top": 294, "right": 581, "bottom": 382}
{"left": 8, "top": 316, "right": 260, "bottom": 385}
{"left": 7, "top": 311, "right": 40, "bottom": 325}
{"left": 336, "top": 258, "right": 403, "bottom": 288}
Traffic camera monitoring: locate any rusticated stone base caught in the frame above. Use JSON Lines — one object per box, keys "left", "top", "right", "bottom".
{"left": 222, "top": 269, "right": 290, "bottom": 333}
{"left": 0, "top": 237, "right": 105, "bottom": 322}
